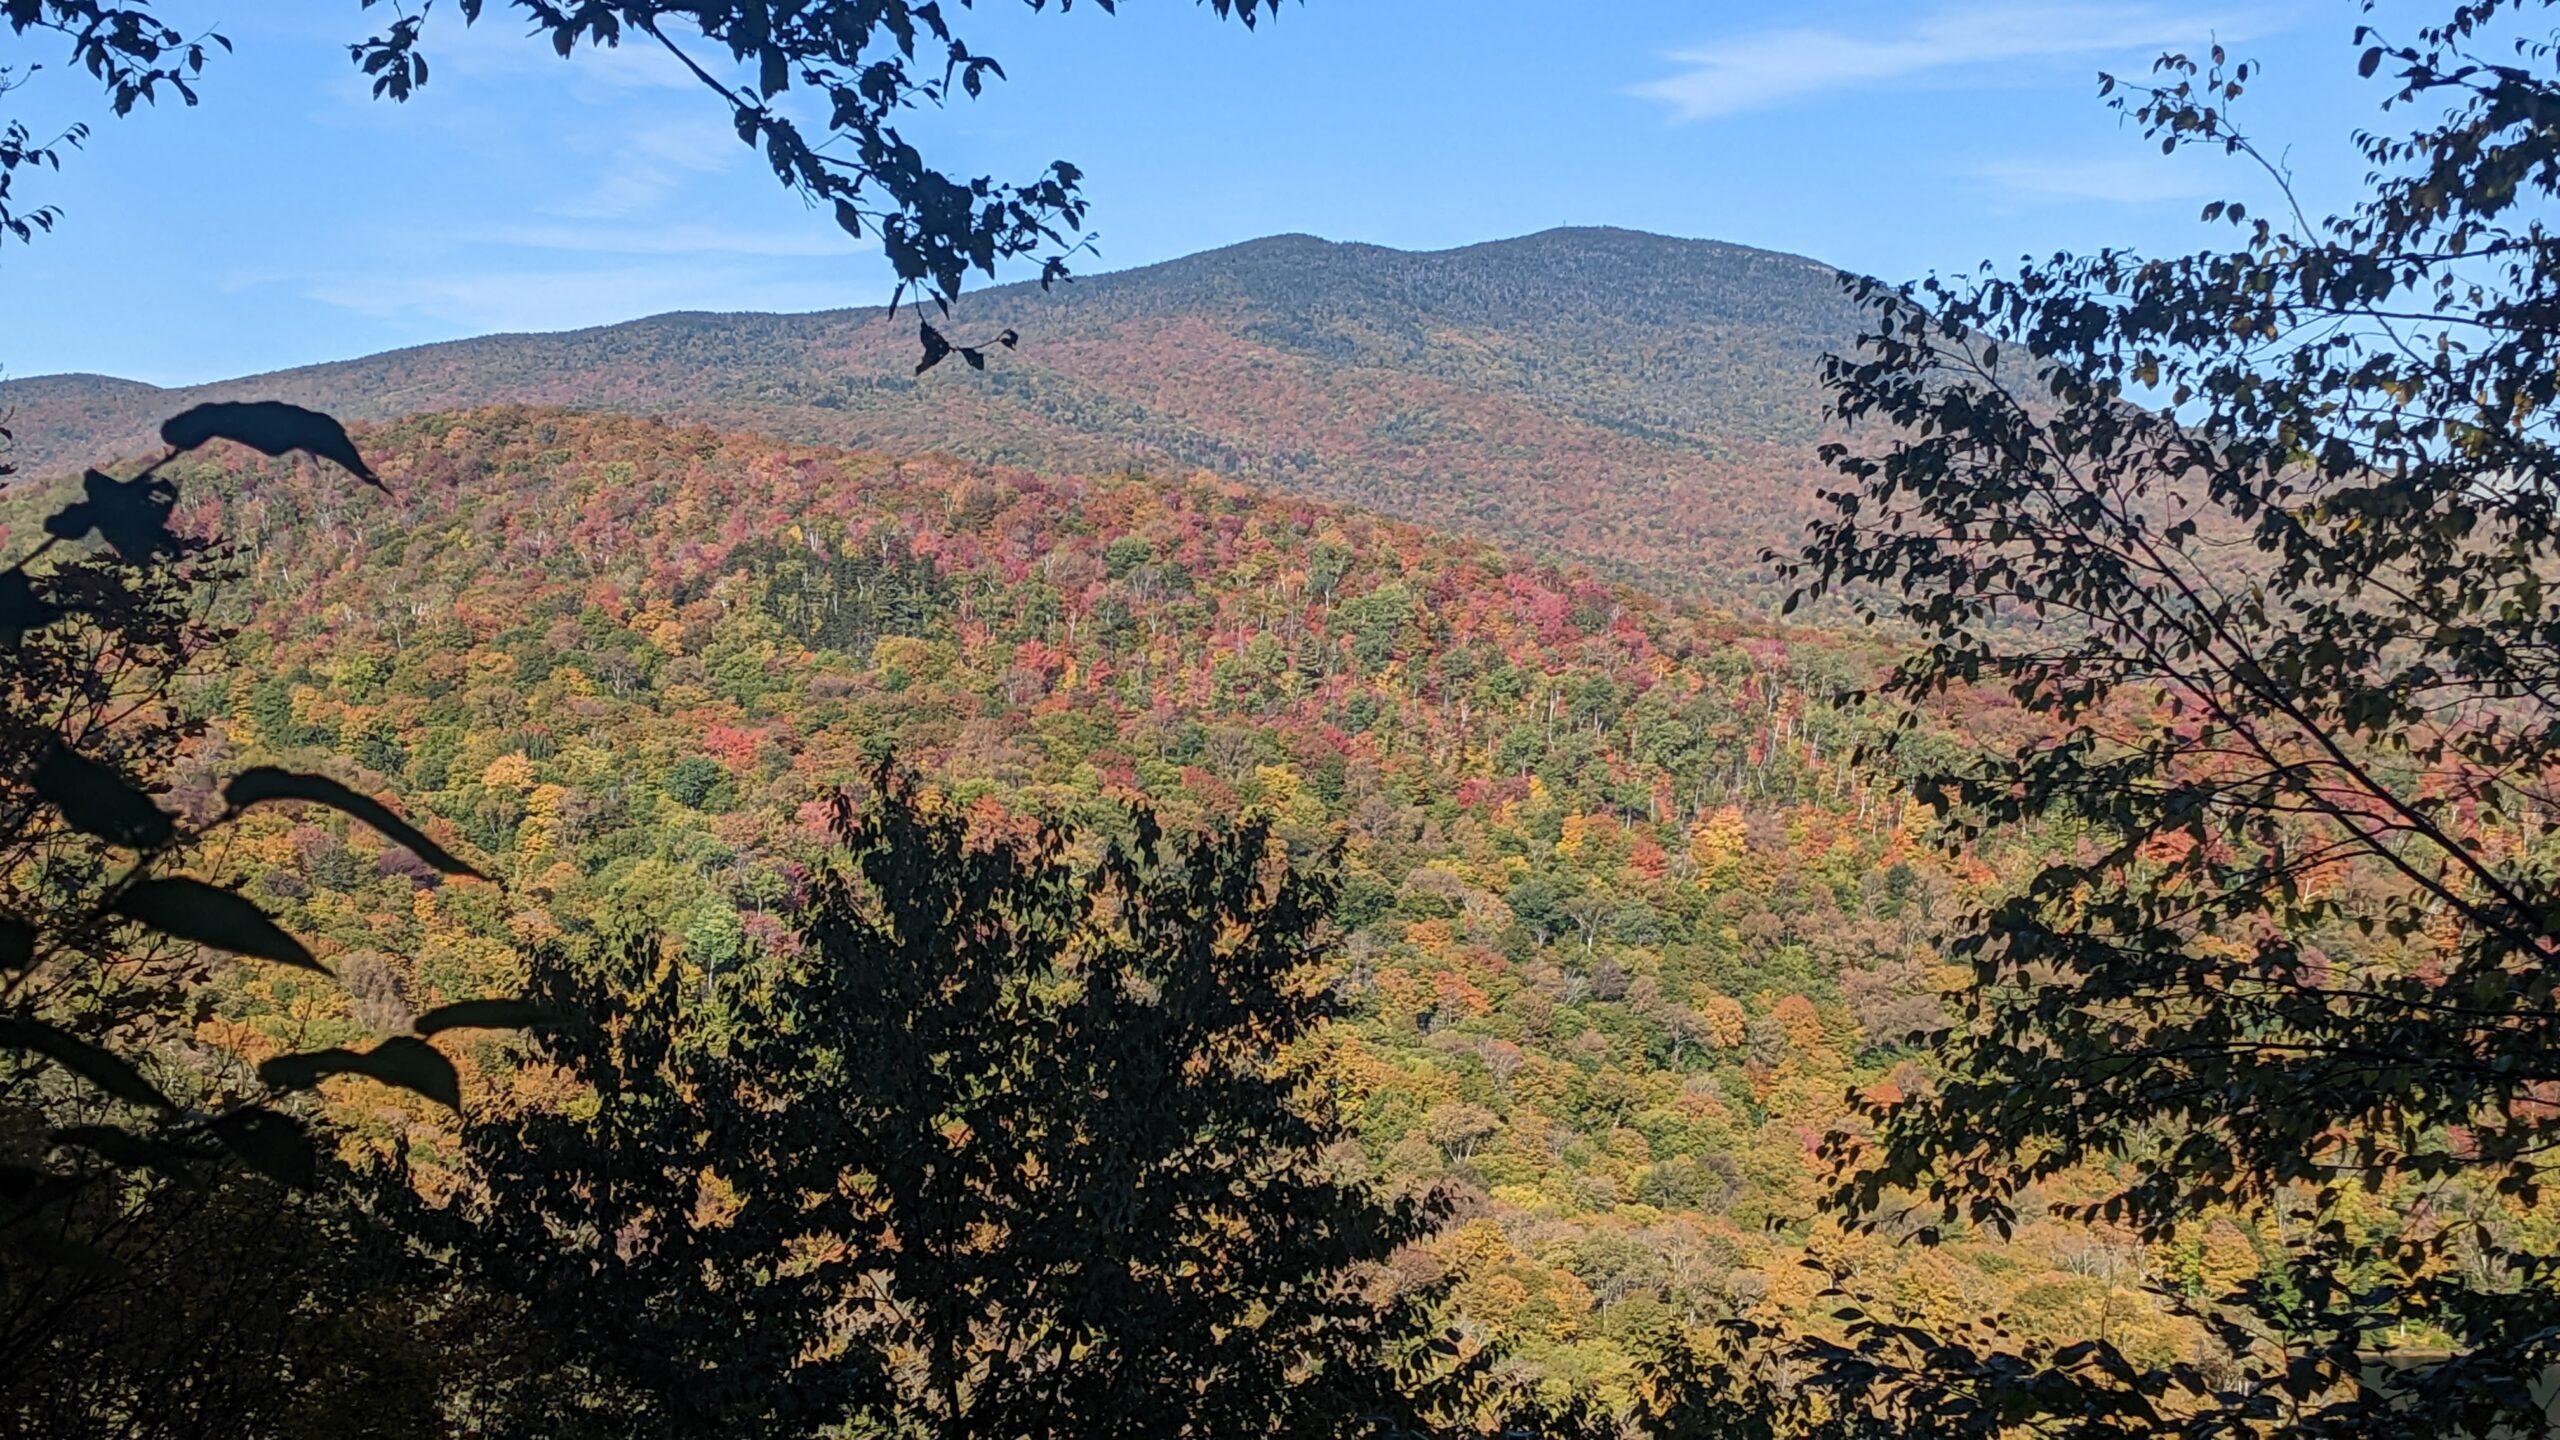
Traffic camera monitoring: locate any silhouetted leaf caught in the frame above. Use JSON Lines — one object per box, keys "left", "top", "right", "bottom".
{"left": 43, "top": 469, "right": 181, "bottom": 565}
{"left": 50, "top": 1123, "right": 202, "bottom": 1177}
{"left": 997, "top": 328, "right": 1019, "bottom": 349}
{"left": 0, "top": 1017, "right": 174, "bottom": 1110}
{"left": 0, "top": 916, "right": 29, "bottom": 972}
{"left": 260, "top": 1036, "right": 460, "bottom": 1111}
{"left": 203, "top": 1108, "right": 315, "bottom": 1189}
{"left": 114, "top": 878, "right": 319, "bottom": 971}
{"left": 224, "top": 766, "right": 485, "bottom": 878}
{"left": 412, "top": 998, "right": 556, "bottom": 1035}
{"left": 160, "top": 401, "right": 380, "bottom": 486}
{"left": 32, "top": 742, "right": 174, "bottom": 849}
{"left": 961, "top": 346, "right": 986, "bottom": 370}
{"left": 917, "top": 320, "right": 953, "bottom": 374}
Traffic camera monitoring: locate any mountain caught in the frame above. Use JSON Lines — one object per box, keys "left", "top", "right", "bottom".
{"left": 8, "top": 405, "right": 2182, "bottom": 1396}
{"left": 0, "top": 228, "right": 1869, "bottom": 599}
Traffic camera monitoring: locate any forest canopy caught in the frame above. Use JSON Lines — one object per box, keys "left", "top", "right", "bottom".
{"left": 17, "top": 0, "right": 2560, "bottom": 1437}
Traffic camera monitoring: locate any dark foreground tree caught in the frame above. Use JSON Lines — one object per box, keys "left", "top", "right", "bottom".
{"left": 0, "top": 1153, "right": 487, "bottom": 1440}
{"left": 801, "top": 771, "right": 1467, "bottom": 1439}
{"left": 1759, "top": 3, "right": 2560, "bottom": 1435}
{"left": 407, "top": 939, "right": 865, "bottom": 1440}
{"left": 0, "top": 405, "right": 534, "bottom": 1436}
{"left": 452, "top": 764, "right": 1472, "bottom": 1440}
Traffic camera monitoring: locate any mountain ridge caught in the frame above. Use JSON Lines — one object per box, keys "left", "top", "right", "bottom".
{"left": 1, "top": 226, "right": 1873, "bottom": 599}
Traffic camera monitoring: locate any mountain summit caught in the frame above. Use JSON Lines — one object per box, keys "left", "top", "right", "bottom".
{"left": 2, "top": 227, "right": 1870, "bottom": 596}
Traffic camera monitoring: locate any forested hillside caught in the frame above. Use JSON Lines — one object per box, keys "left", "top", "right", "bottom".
{"left": 0, "top": 229, "right": 1862, "bottom": 600}
{"left": 19, "top": 0, "right": 2560, "bottom": 1426}
{"left": 11, "top": 407, "right": 2252, "bottom": 1401}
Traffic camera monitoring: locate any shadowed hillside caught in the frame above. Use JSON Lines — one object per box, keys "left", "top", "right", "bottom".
{"left": 0, "top": 228, "right": 1868, "bottom": 600}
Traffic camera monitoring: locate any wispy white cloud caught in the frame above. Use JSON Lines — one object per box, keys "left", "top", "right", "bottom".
{"left": 549, "top": 118, "right": 746, "bottom": 220}
{"left": 478, "top": 219, "right": 857, "bottom": 259}
{"left": 1974, "top": 153, "right": 2222, "bottom": 203}
{"left": 1632, "top": 3, "right": 2261, "bottom": 121}
{"left": 295, "top": 262, "right": 873, "bottom": 333}
{"left": 235, "top": 8, "right": 869, "bottom": 336}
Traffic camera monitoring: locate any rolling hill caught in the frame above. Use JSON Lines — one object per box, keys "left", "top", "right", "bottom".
{"left": 1, "top": 404, "right": 2164, "bottom": 1397}
{"left": 0, "top": 227, "right": 1871, "bottom": 599}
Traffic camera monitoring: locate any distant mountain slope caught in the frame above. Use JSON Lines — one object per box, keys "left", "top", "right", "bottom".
{"left": 0, "top": 227, "right": 1870, "bottom": 598}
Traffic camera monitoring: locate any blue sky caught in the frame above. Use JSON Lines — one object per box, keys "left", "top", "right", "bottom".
{"left": 0, "top": 1, "right": 2421, "bottom": 384}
